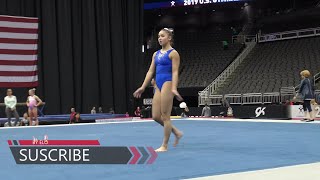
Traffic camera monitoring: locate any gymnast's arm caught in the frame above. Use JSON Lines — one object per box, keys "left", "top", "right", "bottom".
{"left": 171, "top": 50, "right": 180, "bottom": 91}
{"left": 11, "top": 96, "right": 17, "bottom": 110}
{"left": 26, "top": 96, "right": 29, "bottom": 107}
{"left": 140, "top": 52, "right": 156, "bottom": 89}
{"left": 4, "top": 96, "right": 8, "bottom": 107}
{"left": 35, "top": 96, "right": 43, "bottom": 107}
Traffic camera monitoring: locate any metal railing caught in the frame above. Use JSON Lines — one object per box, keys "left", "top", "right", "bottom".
{"left": 242, "top": 93, "right": 263, "bottom": 104}
{"left": 199, "top": 92, "right": 282, "bottom": 106}
{"left": 259, "top": 27, "right": 320, "bottom": 43}
{"left": 280, "top": 87, "right": 296, "bottom": 103}
{"left": 225, "top": 94, "right": 242, "bottom": 105}
{"left": 232, "top": 35, "right": 257, "bottom": 44}
{"left": 206, "top": 95, "right": 223, "bottom": 106}
{"left": 198, "top": 41, "right": 256, "bottom": 106}
{"left": 263, "top": 92, "right": 280, "bottom": 104}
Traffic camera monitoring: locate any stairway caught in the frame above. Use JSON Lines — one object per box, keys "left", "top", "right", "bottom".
{"left": 214, "top": 52, "right": 253, "bottom": 95}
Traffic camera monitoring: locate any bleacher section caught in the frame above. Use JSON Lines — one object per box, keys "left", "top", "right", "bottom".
{"left": 216, "top": 37, "right": 320, "bottom": 94}
{"left": 257, "top": 7, "right": 320, "bottom": 34}
{"left": 176, "top": 31, "right": 244, "bottom": 87}
{"left": 143, "top": 28, "right": 244, "bottom": 88}
{"left": 260, "top": 19, "right": 320, "bottom": 34}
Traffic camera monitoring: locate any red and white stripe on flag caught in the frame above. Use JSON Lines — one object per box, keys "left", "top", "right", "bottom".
{"left": 0, "top": 15, "right": 39, "bottom": 87}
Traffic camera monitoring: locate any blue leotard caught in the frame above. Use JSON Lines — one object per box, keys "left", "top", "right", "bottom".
{"left": 154, "top": 49, "right": 174, "bottom": 91}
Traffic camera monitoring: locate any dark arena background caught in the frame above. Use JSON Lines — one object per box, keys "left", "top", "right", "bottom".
{"left": 1, "top": 0, "right": 320, "bottom": 180}
{"left": 0, "top": 0, "right": 144, "bottom": 116}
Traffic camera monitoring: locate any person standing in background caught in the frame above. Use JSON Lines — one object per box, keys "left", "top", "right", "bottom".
{"left": 109, "top": 107, "right": 115, "bottom": 114}
{"left": 4, "top": 89, "right": 20, "bottom": 126}
{"left": 98, "top": 107, "right": 103, "bottom": 113}
{"left": 201, "top": 104, "right": 211, "bottom": 117}
{"left": 221, "top": 97, "right": 230, "bottom": 108}
{"left": 69, "top": 108, "right": 76, "bottom": 124}
{"left": 91, "top": 107, "right": 96, "bottom": 114}
{"left": 294, "top": 70, "right": 315, "bottom": 122}
{"left": 26, "top": 88, "right": 42, "bottom": 126}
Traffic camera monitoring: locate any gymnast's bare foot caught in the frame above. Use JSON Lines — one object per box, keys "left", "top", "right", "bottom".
{"left": 174, "top": 131, "right": 183, "bottom": 147}
{"left": 155, "top": 146, "right": 168, "bottom": 152}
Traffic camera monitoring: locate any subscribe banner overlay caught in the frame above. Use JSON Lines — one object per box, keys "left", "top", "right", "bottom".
{"left": 8, "top": 140, "right": 157, "bottom": 164}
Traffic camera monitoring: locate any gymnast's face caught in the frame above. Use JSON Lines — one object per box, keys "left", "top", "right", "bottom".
{"left": 29, "top": 90, "right": 34, "bottom": 96}
{"left": 158, "top": 30, "right": 171, "bottom": 47}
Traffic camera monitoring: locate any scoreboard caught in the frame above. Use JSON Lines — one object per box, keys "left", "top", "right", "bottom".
{"left": 144, "top": 0, "right": 246, "bottom": 10}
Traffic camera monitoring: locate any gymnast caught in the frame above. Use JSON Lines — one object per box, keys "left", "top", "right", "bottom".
{"left": 134, "top": 28, "right": 183, "bottom": 152}
{"left": 26, "top": 88, "right": 42, "bottom": 126}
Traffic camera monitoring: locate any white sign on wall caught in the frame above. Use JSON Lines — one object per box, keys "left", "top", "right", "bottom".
{"left": 290, "top": 105, "right": 320, "bottom": 119}
{"left": 143, "top": 98, "right": 153, "bottom": 105}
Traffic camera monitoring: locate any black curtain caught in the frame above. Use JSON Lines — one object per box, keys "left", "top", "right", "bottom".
{"left": 0, "top": 0, "right": 144, "bottom": 115}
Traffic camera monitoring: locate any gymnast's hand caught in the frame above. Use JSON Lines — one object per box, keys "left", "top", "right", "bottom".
{"left": 133, "top": 87, "right": 145, "bottom": 98}
{"left": 172, "top": 89, "right": 183, "bottom": 101}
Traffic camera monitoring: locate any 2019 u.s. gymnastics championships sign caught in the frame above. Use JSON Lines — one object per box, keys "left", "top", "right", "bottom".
{"left": 144, "top": 0, "right": 246, "bottom": 10}
{"left": 8, "top": 136, "right": 157, "bottom": 164}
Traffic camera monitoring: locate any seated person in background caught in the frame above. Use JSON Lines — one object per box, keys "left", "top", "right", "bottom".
{"left": 201, "top": 104, "right": 211, "bottom": 117}
{"left": 75, "top": 113, "right": 81, "bottom": 123}
{"left": 70, "top": 112, "right": 81, "bottom": 124}
{"left": 69, "top": 108, "right": 76, "bottom": 124}
{"left": 125, "top": 112, "right": 129, "bottom": 117}
{"left": 98, "top": 107, "right": 103, "bottom": 113}
{"left": 20, "top": 113, "right": 30, "bottom": 126}
{"left": 227, "top": 107, "right": 233, "bottom": 117}
{"left": 134, "top": 107, "right": 141, "bottom": 117}
{"left": 91, "top": 107, "right": 96, "bottom": 114}
{"left": 140, "top": 106, "right": 146, "bottom": 118}
{"left": 140, "top": 106, "right": 152, "bottom": 118}
{"left": 109, "top": 107, "right": 115, "bottom": 114}
{"left": 181, "top": 106, "right": 189, "bottom": 118}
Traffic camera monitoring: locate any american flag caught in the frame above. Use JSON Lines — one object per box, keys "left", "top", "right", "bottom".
{"left": 0, "top": 15, "right": 39, "bottom": 87}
